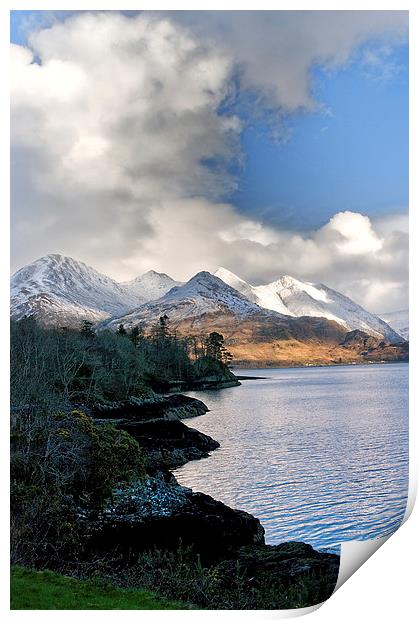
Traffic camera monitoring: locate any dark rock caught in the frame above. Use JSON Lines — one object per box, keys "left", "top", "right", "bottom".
{"left": 91, "top": 394, "right": 208, "bottom": 423}
{"left": 101, "top": 475, "right": 193, "bottom": 521}
{"left": 86, "top": 478, "right": 265, "bottom": 564}
{"left": 116, "top": 419, "right": 220, "bottom": 472}
{"left": 163, "top": 394, "right": 210, "bottom": 419}
{"left": 152, "top": 370, "right": 241, "bottom": 392}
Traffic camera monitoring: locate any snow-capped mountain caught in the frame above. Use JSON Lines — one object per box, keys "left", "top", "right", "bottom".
{"left": 379, "top": 309, "right": 409, "bottom": 341}
{"left": 10, "top": 254, "right": 144, "bottom": 326}
{"left": 10, "top": 255, "right": 404, "bottom": 348}
{"left": 11, "top": 256, "right": 407, "bottom": 365}
{"left": 103, "top": 271, "right": 357, "bottom": 356}
{"left": 105, "top": 271, "right": 265, "bottom": 331}
{"left": 214, "top": 268, "right": 402, "bottom": 343}
{"left": 121, "top": 270, "right": 181, "bottom": 302}
{"left": 104, "top": 271, "right": 409, "bottom": 366}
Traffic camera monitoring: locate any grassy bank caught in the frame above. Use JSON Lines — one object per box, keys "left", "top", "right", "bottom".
{"left": 10, "top": 567, "right": 192, "bottom": 610}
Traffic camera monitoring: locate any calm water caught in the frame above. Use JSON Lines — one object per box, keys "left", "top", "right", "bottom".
{"left": 175, "top": 364, "right": 409, "bottom": 552}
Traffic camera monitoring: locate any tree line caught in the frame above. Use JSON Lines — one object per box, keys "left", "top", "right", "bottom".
{"left": 11, "top": 316, "right": 233, "bottom": 410}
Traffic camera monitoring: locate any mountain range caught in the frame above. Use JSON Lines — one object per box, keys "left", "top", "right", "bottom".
{"left": 11, "top": 254, "right": 407, "bottom": 366}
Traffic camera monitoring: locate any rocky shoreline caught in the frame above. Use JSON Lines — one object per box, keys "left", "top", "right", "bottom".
{"left": 84, "top": 391, "right": 340, "bottom": 605}
{"left": 149, "top": 367, "right": 242, "bottom": 392}
{"left": 92, "top": 394, "right": 218, "bottom": 471}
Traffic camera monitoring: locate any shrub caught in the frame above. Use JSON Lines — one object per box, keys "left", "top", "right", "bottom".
{"left": 88, "top": 420, "right": 145, "bottom": 505}
{"left": 104, "top": 546, "right": 336, "bottom": 610}
{"left": 10, "top": 408, "right": 145, "bottom": 567}
{"left": 10, "top": 318, "right": 234, "bottom": 408}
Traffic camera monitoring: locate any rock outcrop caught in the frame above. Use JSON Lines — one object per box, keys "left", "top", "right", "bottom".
{"left": 152, "top": 369, "right": 241, "bottom": 391}
{"left": 87, "top": 475, "right": 264, "bottom": 563}
{"left": 91, "top": 395, "right": 217, "bottom": 471}
{"left": 92, "top": 393, "right": 209, "bottom": 423}
{"left": 219, "top": 542, "right": 339, "bottom": 586}
{"left": 117, "top": 419, "right": 220, "bottom": 471}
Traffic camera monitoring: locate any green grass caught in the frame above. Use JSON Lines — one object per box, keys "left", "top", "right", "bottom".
{"left": 10, "top": 566, "right": 192, "bottom": 610}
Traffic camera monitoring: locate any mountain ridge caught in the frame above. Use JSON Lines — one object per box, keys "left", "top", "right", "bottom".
{"left": 103, "top": 270, "right": 407, "bottom": 367}
{"left": 10, "top": 255, "right": 406, "bottom": 366}
{"left": 120, "top": 270, "right": 181, "bottom": 302}
{"left": 11, "top": 255, "right": 179, "bottom": 327}
{"left": 379, "top": 309, "right": 409, "bottom": 341}
{"left": 214, "top": 267, "right": 402, "bottom": 343}
{"left": 103, "top": 270, "right": 284, "bottom": 331}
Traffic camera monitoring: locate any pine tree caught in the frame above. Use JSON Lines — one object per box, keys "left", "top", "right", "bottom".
{"left": 205, "top": 332, "right": 231, "bottom": 364}
{"left": 81, "top": 320, "right": 95, "bottom": 338}
{"left": 130, "top": 325, "right": 143, "bottom": 348}
{"left": 158, "top": 314, "right": 170, "bottom": 339}
{"left": 117, "top": 324, "right": 127, "bottom": 337}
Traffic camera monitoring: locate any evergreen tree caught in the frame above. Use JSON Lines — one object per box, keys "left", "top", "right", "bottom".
{"left": 205, "top": 332, "right": 233, "bottom": 366}
{"left": 130, "top": 325, "right": 143, "bottom": 348}
{"left": 158, "top": 314, "right": 170, "bottom": 338}
{"left": 117, "top": 324, "right": 127, "bottom": 336}
{"left": 80, "top": 320, "right": 95, "bottom": 339}
{"left": 206, "top": 332, "right": 224, "bottom": 361}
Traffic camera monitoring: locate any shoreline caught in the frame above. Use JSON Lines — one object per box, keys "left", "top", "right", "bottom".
{"left": 85, "top": 387, "right": 340, "bottom": 607}
{"left": 171, "top": 388, "right": 342, "bottom": 557}
{"left": 174, "top": 370, "right": 406, "bottom": 557}
{"left": 232, "top": 359, "right": 409, "bottom": 371}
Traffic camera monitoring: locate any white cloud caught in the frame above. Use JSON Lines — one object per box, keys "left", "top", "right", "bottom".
{"left": 11, "top": 12, "right": 240, "bottom": 266}
{"left": 319, "top": 211, "right": 383, "bottom": 255}
{"left": 10, "top": 11, "right": 408, "bottom": 314}
{"left": 126, "top": 203, "right": 407, "bottom": 313}
{"left": 166, "top": 10, "right": 407, "bottom": 110}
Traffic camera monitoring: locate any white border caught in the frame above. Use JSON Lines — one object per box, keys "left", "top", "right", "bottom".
{"left": 2, "top": 1, "right": 417, "bottom": 618}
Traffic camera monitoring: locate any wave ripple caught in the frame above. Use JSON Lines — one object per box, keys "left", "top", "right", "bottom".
{"left": 175, "top": 364, "right": 408, "bottom": 552}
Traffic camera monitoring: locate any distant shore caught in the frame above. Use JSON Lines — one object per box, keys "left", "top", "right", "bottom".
{"left": 232, "top": 358, "right": 409, "bottom": 371}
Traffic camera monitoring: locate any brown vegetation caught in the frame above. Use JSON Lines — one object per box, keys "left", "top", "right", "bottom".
{"left": 144, "top": 312, "right": 408, "bottom": 366}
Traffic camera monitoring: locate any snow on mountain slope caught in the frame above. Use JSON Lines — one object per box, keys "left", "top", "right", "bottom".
{"left": 105, "top": 271, "right": 266, "bottom": 330}
{"left": 214, "top": 268, "right": 403, "bottom": 343}
{"left": 379, "top": 309, "right": 409, "bottom": 340}
{"left": 11, "top": 256, "right": 405, "bottom": 347}
{"left": 121, "top": 270, "right": 181, "bottom": 302}
{"left": 10, "top": 292, "right": 110, "bottom": 326}
{"left": 212, "top": 267, "right": 261, "bottom": 305}
{"left": 105, "top": 271, "right": 384, "bottom": 367}
{"left": 160, "top": 271, "right": 264, "bottom": 315}
{"left": 10, "top": 254, "right": 143, "bottom": 326}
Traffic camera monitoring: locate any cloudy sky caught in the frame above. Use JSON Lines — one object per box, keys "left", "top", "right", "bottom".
{"left": 10, "top": 10, "right": 408, "bottom": 313}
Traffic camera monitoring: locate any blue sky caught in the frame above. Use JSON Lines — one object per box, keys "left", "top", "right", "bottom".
{"left": 231, "top": 46, "right": 408, "bottom": 230}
